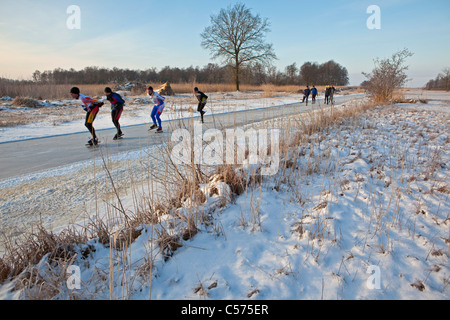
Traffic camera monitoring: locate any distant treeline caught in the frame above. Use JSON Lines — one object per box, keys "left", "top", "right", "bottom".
{"left": 425, "top": 68, "right": 450, "bottom": 90}
{"left": 23, "top": 61, "right": 349, "bottom": 86}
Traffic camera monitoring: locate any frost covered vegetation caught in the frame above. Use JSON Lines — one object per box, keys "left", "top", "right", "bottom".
{"left": 0, "top": 93, "right": 449, "bottom": 300}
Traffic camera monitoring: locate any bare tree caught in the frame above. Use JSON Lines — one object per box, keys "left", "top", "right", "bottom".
{"left": 285, "top": 63, "right": 299, "bottom": 85}
{"left": 442, "top": 67, "right": 450, "bottom": 91}
{"left": 300, "top": 62, "right": 319, "bottom": 86}
{"left": 200, "top": 3, "right": 277, "bottom": 91}
{"left": 362, "top": 48, "right": 414, "bottom": 103}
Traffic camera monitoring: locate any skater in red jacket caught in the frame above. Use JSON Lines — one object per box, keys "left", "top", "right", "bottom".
{"left": 70, "top": 87, "right": 104, "bottom": 146}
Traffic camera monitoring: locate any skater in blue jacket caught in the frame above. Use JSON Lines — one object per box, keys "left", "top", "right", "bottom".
{"left": 311, "top": 86, "right": 318, "bottom": 104}
{"left": 147, "top": 86, "right": 166, "bottom": 133}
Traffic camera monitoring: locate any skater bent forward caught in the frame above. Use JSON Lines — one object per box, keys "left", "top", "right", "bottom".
{"left": 105, "top": 87, "right": 125, "bottom": 140}
{"left": 70, "top": 87, "right": 103, "bottom": 146}
{"left": 194, "top": 87, "right": 208, "bottom": 123}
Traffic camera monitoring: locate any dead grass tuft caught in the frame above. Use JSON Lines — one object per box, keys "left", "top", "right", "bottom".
{"left": 181, "top": 224, "right": 199, "bottom": 241}
{"left": 213, "top": 165, "right": 246, "bottom": 196}
{"left": 12, "top": 97, "right": 43, "bottom": 108}
{"left": 0, "top": 225, "right": 88, "bottom": 289}
{"left": 436, "top": 185, "right": 450, "bottom": 195}
{"left": 410, "top": 280, "right": 426, "bottom": 292}
{"left": 193, "top": 281, "right": 210, "bottom": 297}
{"left": 113, "top": 227, "right": 143, "bottom": 251}
{"left": 157, "top": 231, "right": 183, "bottom": 261}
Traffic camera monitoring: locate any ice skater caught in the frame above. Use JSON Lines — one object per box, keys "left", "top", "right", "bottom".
{"left": 311, "top": 86, "right": 318, "bottom": 104}
{"left": 302, "top": 86, "right": 311, "bottom": 106}
{"left": 325, "top": 86, "right": 330, "bottom": 104}
{"left": 329, "top": 85, "right": 336, "bottom": 104}
{"left": 147, "top": 86, "right": 166, "bottom": 133}
{"left": 194, "top": 87, "right": 208, "bottom": 123}
{"left": 70, "top": 87, "right": 104, "bottom": 146}
{"left": 104, "top": 87, "right": 125, "bottom": 140}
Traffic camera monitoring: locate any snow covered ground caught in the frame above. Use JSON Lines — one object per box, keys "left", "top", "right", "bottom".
{"left": 0, "top": 90, "right": 449, "bottom": 300}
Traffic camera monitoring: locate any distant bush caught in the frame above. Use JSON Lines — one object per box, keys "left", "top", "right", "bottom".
{"left": 362, "top": 49, "right": 413, "bottom": 104}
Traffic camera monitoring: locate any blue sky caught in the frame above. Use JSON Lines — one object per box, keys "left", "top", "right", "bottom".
{"left": 0, "top": 0, "right": 449, "bottom": 86}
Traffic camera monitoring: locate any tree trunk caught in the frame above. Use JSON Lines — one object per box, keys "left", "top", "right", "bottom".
{"left": 235, "top": 59, "right": 240, "bottom": 91}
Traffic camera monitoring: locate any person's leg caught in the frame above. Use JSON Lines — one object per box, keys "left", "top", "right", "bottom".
{"left": 85, "top": 112, "right": 92, "bottom": 139}
{"left": 115, "top": 107, "right": 123, "bottom": 135}
{"left": 85, "top": 107, "right": 99, "bottom": 140}
{"left": 151, "top": 106, "right": 158, "bottom": 126}
{"left": 156, "top": 113, "right": 162, "bottom": 128}
{"left": 111, "top": 109, "right": 119, "bottom": 132}
{"left": 90, "top": 107, "right": 99, "bottom": 141}
{"left": 112, "top": 109, "right": 123, "bottom": 138}
{"left": 199, "top": 103, "right": 206, "bottom": 122}
{"left": 157, "top": 104, "right": 165, "bottom": 128}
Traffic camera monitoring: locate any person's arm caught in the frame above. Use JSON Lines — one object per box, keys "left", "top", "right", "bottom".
{"left": 80, "top": 95, "right": 96, "bottom": 111}
{"left": 114, "top": 93, "right": 125, "bottom": 105}
{"left": 155, "top": 93, "right": 165, "bottom": 107}
{"left": 201, "top": 92, "right": 208, "bottom": 103}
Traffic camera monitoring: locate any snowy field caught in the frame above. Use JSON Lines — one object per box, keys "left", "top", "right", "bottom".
{"left": 0, "top": 90, "right": 448, "bottom": 300}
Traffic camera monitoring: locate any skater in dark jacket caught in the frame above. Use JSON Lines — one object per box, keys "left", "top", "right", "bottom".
{"left": 194, "top": 87, "right": 208, "bottom": 123}
{"left": 70, "top": 87, "right": 104, "bottom": 146}
{"left": 302, "top": 86, "right": 311, "bottom": 106}
{"left": 325, "top": 86, "right": 330, "bottom": 104}
{"left": 329, "top": 85, "right": 336, "bottom": 104}
{"left": 105, "top": 87, "right": 125, "bottom": 140}
{"left": 311, "top": 86, "right": 318, "bottom": 104}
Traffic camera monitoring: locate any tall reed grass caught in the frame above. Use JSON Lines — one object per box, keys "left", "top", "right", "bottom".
{"left": 0, "top": 81, "right": 355, "bottom": 100}
{"left": 0, "top": 84, "right": 110, "bottom": 100}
